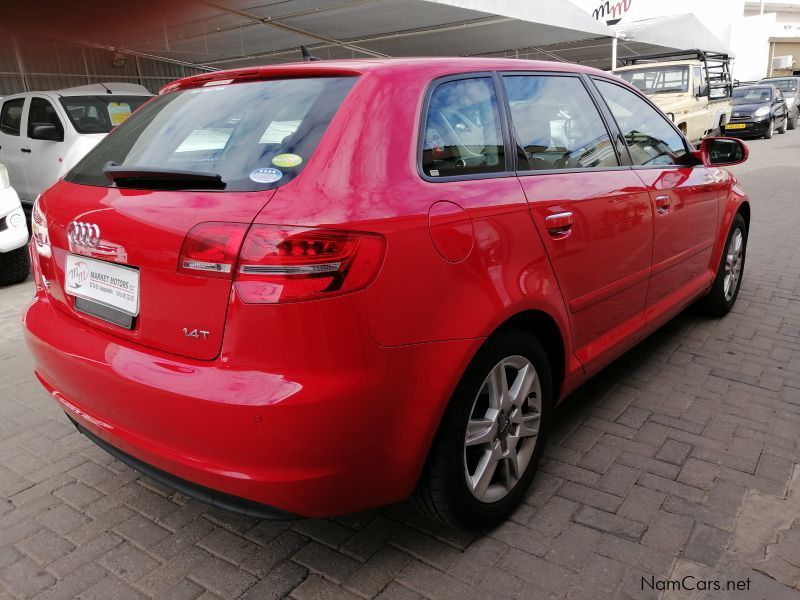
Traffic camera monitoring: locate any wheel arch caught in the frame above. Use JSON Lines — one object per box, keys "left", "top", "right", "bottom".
{"left": 488, "top": 309, "right": 567, "bottom": 400}
{"left": 737, "top": 199, "right": 751, "bottom": 230}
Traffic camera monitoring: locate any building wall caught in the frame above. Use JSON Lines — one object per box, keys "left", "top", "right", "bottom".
{"left": 0, "top": 41, "right": 204, "bottom": 96}
{"left": 731, "top": 13, "right": 775, "bottom": 81}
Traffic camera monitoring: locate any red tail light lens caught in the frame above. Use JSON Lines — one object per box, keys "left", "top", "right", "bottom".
{"left": 178, "top": 222, "right": 249, "bottom": 279}
{"left": 234, "top": 225, "right": 385, "bottom": 303}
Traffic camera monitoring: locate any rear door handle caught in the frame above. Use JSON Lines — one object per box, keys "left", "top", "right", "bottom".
{"left": 21, "top": 147, "right": 31, "bottom": 153}
{"left": 545, "top": 211, "right": 574, "bottom": 236}
{"left": 655, "top": 195, "right": 670, "bottom": 214}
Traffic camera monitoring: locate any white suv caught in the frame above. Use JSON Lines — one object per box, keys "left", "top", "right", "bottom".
{"left": 0, "top": 83, "right": 151, "bottom": 204}
{"left": 0, "top": 164, "right": 29, "bottom": 285}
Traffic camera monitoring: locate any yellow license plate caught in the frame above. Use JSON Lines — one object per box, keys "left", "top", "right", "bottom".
{"left": 725, "top": 123, "right": 747, "bottom": 130}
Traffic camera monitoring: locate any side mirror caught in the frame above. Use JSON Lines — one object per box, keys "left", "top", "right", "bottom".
{"left": 693, "top": 137, "right": 748, "bottom": 167}
{"left": 696, "top": 84, "right": 709, "bottom": 98}
{"left": 30, "top": 123, "right": 63, "bottom": 142}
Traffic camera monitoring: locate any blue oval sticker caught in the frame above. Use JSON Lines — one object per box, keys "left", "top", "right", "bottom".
{"left": 249, "top": 167, "right": 283, "bottom": 184}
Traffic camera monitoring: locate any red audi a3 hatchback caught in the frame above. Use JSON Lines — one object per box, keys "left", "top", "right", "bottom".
{"left": 24, "top": 58, "right": 749, "bottom": 528}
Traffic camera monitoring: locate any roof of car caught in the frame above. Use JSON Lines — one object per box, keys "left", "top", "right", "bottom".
{"left": 160, "top": 57, "right": 612, "bottom": 94}
{"left": 1, "top": 82, "right": 152, "bottom": 100}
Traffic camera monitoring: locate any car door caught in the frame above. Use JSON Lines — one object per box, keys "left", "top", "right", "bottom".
{"left": 22, "top": 96, "right": 66, "bottom": 200}
{"left": 593, "top": 78, "right": 722, "bottom": 333}
{"left": 0, "top": 97, "right": 31, "bottom": 200}
{"left": 503, "top": 73, "right": 654, "bottom": 374}
{"left": 774, "top": 89, "right": 788, "bottom": 127}
{"left": 690, "top": 65, "right": 709, "bottom": 137}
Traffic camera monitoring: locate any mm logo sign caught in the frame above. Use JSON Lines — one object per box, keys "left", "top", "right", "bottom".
{"left": 591, "top": 0, "right": 632, "bottom": 25}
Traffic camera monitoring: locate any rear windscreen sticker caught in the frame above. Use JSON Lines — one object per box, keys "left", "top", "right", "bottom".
{"left": 249, "top": 167, "right": 283, "bottom": 183}
{"left": 272, "top": 153, "right": 303, "bottom": 168}
{"left": 107, "top": 102, "right": 132, "bottom": 126}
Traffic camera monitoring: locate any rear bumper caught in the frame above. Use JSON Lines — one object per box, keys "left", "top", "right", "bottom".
{"left": 23, "top": 291, "right": 476, "bottom": 517}
{"left": 69, "top": 415, "right": 297, "bottom": 519}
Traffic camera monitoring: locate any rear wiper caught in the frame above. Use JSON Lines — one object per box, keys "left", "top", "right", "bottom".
{"left": 103, "top": 162, "right": 226, "bottom": 190}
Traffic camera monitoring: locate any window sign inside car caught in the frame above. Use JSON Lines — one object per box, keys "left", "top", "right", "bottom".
{"left": 107, "top": 102, "right": 132, "bottom": 126}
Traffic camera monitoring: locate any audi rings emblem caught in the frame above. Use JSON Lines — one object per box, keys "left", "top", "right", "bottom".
{"left": 68, "top": 221, "right": 101, "bottom": 249}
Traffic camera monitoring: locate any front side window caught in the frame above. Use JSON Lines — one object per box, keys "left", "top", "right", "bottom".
{"left": 503, "top": 75, "right": 618, "bottom": 171}
{"left": 595, "top": 79, "right": 687, "bottom": 167}
{"left": 0, "top": 98, "right": 24, "bottom": 136}
{"left": 618, "top": 66, "right": 689, "bottom": 95}
{"left": 65, "top": 77, "right": 357, "bottom": 192}
{"left": 28, "top": 97, "right": 64, "bottom": 139}
{"left": 59, "top": 95, "right": 150, "bottom": 134}
{"left": 421, "top": 77, "right": 505, "bottom": 178}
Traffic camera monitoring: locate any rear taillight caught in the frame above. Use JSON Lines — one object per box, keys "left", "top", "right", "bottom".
{"left": 178, "top": 222, "right": 249, "bottom": 279}
{"left": 31, "top": 194, "right": 51, "bottom": 258}
{"left": 235, "top": 225, "right": 384, "bottom": 303}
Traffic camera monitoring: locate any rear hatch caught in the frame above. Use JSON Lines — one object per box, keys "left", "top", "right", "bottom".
{"left": 34, "top": 73, "right": 358, "bottom": 360}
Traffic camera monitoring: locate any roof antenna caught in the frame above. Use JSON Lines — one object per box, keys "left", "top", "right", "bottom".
{"left": 98, "top": 82, "right": 113, "bottom": 94}
{"left": 301, "top": 45, "right": 322, "bottom": 62}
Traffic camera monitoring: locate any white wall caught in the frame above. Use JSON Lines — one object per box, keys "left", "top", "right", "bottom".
{"left": 731, "top": 13, "right": 776, "bottom": 80}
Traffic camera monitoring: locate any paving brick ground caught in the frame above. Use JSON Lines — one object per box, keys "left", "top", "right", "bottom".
{"left": 2, "top": 133, "right": 800, "bottom": 599}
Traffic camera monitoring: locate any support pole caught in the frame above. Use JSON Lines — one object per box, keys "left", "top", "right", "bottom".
{"left": 12, "top": 38, "right": 29, "bottom": 92}
{"left": 611, "top": 34, "right": 618, "bottom": 72}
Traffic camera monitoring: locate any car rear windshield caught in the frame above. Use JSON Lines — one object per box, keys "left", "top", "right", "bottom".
{"left": 64, "top": 77, "right": 357, "bottom": 192}
{"left": 732, "top": 87, "right": 772, "bottom": 104}
{"left": 618, "top": 66, "right": 689, "bottom": 95}
{"left": 59, "top": 95, "right": 151, "bottom": 134}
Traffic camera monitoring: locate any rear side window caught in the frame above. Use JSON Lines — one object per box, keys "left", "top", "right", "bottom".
{"left": 503, "top": 75, "right": 619, "bottom": 171}
{"left": 0, "top": 98, "right": 24, "bottom": 136}
{"left": 65, "top": 77, "right": 357, "bottom": 192}
{"left": 594, "top": 79, "right": 687, "bottom": 166}
{"left": 421, "top": 77, "right": 505, "bottom": 178}
{"left": 28, "top": 97, "right": 64, "bottom": 139}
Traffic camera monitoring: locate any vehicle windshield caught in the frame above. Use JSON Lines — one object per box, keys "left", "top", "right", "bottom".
{"left": 732, "top": 87, "right": 772, "bottom": 104}
{"left": 59, "top": 95, "right": 151, "bottom": 134}
{"left": 764, "top": 79, "right": 797, "bottom": 93}
{"left": 65, "top": 77, "right": 357, "bottom": 192}
{"left": 618, "top": 66, "right": 689, "bottom": 94}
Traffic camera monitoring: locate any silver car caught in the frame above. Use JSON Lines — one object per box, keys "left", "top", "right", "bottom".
{"left": 761, "top": 76, "right": 800, "bottom": 130}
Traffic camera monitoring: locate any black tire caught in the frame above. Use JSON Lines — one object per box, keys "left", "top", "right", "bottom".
{"left": 711, "top": 116, "right": 725, "bottom": 137}
{"left": 764, "top": 119, "right": 775, "bottom": 139}
{"left": 697, "top": 213, "right": 747, "bottom": 317}
{"left": 413, "top": 329, "right": 552, "bottom": 529}
{"left": 788, "top": 114, "right": 796, "bottom": 130}
{"left": 0, "top": 246, "right": 30, "bottom": 286}
{"left": 778, "top": 117, "right": 787, "bottom": 134}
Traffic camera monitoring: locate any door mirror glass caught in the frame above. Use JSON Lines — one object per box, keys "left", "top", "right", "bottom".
{"left": 697, "top": 137, "right": 747, "bottom": 166}
{"left": 30, "top": 123, "right": 63, "bottom": 141}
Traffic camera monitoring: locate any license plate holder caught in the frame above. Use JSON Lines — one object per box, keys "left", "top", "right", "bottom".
{"left": 64, "top": 254, "right": 140, "bottom": 318}
{"left": 725, "top": 123, "right": 747, "bottom": 130}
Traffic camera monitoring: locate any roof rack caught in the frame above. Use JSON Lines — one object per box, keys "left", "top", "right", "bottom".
{"left": 620, "top": 49, "right": 732, "bottom": 66}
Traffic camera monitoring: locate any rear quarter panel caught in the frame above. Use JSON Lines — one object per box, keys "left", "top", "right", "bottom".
{"left": 251, "top": 64, "right": 574, "bottom": 374}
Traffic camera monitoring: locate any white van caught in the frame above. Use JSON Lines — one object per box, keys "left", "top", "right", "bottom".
{"left": 0, "top": 83, "right": 151, "bottom": 204}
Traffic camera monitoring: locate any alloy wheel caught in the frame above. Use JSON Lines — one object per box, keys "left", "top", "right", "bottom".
{"left": 723, "top": 228, "right": 743, "bottom": 302}
{"left": 463, "top": 356, "right": 541, "bottom": 503}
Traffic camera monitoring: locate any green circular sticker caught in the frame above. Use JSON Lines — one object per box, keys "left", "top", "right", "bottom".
{"left": 272, "top": 153, "right": 303, "bottom": 168}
